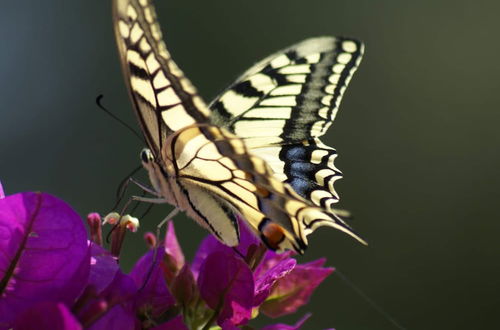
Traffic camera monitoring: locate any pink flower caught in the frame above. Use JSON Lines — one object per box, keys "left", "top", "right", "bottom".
{"left": 0, "top": 181, "right": 335, "bottom": 329}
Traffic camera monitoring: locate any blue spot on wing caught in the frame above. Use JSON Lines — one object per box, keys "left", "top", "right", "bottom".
{"left": 280, "top": 142, "right": 341, "bottom": 202}
{"left": 288, "top": 177, "right": 311, "bottom": 196}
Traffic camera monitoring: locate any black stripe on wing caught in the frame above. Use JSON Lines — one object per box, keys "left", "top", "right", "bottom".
{"left": 182, "top": 183, "right": 240, "bottom": 246}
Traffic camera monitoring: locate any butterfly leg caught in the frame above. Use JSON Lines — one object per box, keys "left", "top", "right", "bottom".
{"left": 156, "top": 207, "right": 180, "bottom": 239}
{"left": 113, "top": 175, "right": 162, "bottom": 213}
{"left": 105, "top": 194, "right": 169, "bottom": 245}
{"left": 130, "top": 195, "right": 168, "bottom": 204}
{"left": 129, "top": 177, "right": 162, "bottom": 197}
{"left": 115, "top": 194, "right": 167, "bottom": 225}
{"left": 129, "top": 195, "right": 180, "bottom": 247}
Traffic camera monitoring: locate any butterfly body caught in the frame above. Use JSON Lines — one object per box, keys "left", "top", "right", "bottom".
{"left": 113, "top": 0, "right": 366, "bottom": 253}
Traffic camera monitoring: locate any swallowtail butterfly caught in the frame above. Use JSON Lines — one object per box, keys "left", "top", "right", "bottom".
{"left": 112, "top": 0, "right": 366, "bottom": 253}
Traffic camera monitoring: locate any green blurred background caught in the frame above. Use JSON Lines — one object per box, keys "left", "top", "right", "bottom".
{"left": 1, "top": 0, "right": 499, "bottom": 329}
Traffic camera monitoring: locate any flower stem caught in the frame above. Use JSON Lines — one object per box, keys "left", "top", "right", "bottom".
{"left": 201, "top": 308, "right": 219, "bottom": 330}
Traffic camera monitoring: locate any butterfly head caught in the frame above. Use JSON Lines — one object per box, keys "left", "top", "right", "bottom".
{"left": 140, "top": 148, "right": 155, "bottom": 167}
{"left": 140, "top": 148, "right": 165, "bottom": 193}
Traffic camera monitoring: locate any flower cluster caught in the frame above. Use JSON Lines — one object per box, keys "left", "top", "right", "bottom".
{"left": 0, "top": 183, "right": 333, "bottom": 329}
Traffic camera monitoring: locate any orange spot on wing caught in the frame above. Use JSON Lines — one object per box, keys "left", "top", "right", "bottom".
{"left": 261, "top": 222, "right": 285, "bottom": 250}
{"left": 255, "top": 186, "right": 270, "bottom": 197}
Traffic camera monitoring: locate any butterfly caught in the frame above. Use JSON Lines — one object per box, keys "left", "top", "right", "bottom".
{"left": 112, "top": 0, "right": 366, "bottom": 253}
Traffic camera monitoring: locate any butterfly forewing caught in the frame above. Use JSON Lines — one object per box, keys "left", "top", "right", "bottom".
{"left": 113, "top": 0, "right": 211, "bottom": 155}
{"left": 209, "top": 37, "right": 363, "bottom": 144}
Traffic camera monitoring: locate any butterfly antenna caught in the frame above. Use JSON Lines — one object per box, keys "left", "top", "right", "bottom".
{"left": 334, "top": 270, "right": 407, "bottom": 330}
{"left": 95, "top": 94, "right": 144, "bottom": 143}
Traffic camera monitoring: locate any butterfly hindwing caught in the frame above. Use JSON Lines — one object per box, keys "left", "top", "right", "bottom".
{"left": 166, "top": 125, "right": 363, "bottom": 252}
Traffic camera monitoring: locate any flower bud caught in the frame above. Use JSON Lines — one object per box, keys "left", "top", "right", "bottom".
{"left": 86, "top": 212, "right": 103, "bottom": 245}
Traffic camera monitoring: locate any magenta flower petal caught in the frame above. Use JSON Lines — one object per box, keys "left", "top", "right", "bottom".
{"left": 13, "top": 301, "right": 82, "bottom": 330}
{"left": 198, "top": 251, "right": 254, "bottom": 326}
{"left": 84, "top": 271, "right": 138, "bottom": 329}
{"left": 191, "top": 218, "right": 261, "bottom": 278}
{"left": 88, "top": 243, "right": 120, "bottom": 293}
{"left": 260, "top": 258, "right": 334, "bottom": 318}
{"left": 164, "top": 221, "right": 185, "bottom": 270}
{"left": 171, "top": 264, "right": 197, "bottom": 308}
{"left": 253, "top": 258, "right": 296, "bottom": 306}
{"left": 129, "top": 248, "right": 175, "bottom": 317}
{"left": 0, "top": 192, "right": 90, "bottom": 327}
{"left": 100, "top": 270, "right": 137, "bottom": 305}
{"left": 255, "top": 250, "right": 295, "bottom": 277}
{"left": 152, "top": 315, "right": 188, "bottom": 330}
{"left": 191, "top": 235, "right": 232, "bottom": 279}
{"left": 86, "top": 303, "right": 138, "bottom": 330}
{"left": 261, "top": 313, "right": 312, "bottom": 330}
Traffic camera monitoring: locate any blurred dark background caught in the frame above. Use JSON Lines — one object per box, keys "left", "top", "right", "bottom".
{"left": 1, "top": 0, "right": 499, "bottom": 329}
